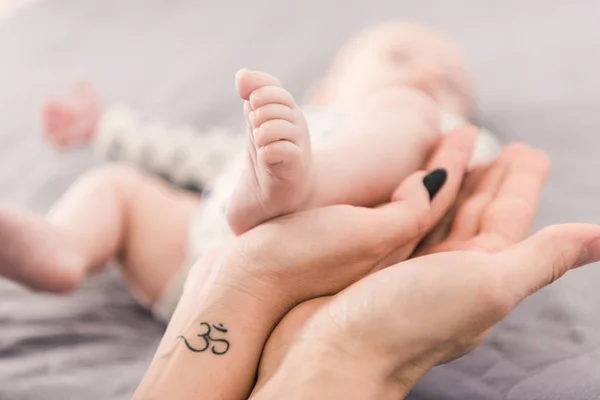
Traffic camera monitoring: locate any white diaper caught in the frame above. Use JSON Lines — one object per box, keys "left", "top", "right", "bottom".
{"left": 440, "top": 112, "right": 501, "bottom": 167}
{"left": 151, "top": 109, "right": 501, "bottom": 323}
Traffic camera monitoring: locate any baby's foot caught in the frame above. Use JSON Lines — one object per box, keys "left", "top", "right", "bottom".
{"left": 227, "top": 69, "right": 313, "bottom": 234}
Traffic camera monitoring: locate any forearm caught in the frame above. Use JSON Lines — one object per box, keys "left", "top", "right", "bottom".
{"left": 251, "top": 341, "right": 411, "bottom": 400}
{"left": 133, "top": 303, "right": 268, "bottom": 400}
{"left": 132, "top": 247, "right": 287, "bottom": 400}
{"left": 250, "top": 296, "right": 436, "bottom": 400}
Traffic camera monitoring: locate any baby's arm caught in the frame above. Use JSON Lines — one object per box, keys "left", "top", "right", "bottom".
{"left": 42, "top": 82, "right": 242, "bottom": 191}
{"left": 93, "top": 105, "right": 241, "bottom": 191}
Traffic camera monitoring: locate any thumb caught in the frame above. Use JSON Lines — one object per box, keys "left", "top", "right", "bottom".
{"left": 498, "top": 223, "right": 600, "bottom": 301}
{"left": 367, "top": 127, "right": 477, "bottom": 262}
{"left": 384, "top": 126, "right": 476, "bottom": 242}
{"left": 369, "top": 169, "right": 445, "bottom": 258}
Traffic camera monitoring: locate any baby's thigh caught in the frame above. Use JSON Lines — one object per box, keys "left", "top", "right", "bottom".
{"left": 323, "top": 86, "right": 442, "bottom": 176}
{"left": 309, "top": 87, "right": 442, "bottom": 207}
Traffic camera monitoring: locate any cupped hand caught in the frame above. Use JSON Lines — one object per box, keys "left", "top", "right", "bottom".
{"left": 136, "top": 127, "right": 476, "bottom": 400}
{"left": 252, "top": 143, "right": 583, "bottom": 398}
{"left": 175, "top": 127, "right": 477, "bottom": 325}
{"left": 416, "top": 142, "right": 550, "bottom": 255}
{"left": 261, "top": 222, "right": 600, "bottom": 399}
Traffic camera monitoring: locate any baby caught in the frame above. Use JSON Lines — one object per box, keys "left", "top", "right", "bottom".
{"left": 3, "top": 21, "right": 499, "bottom": 322}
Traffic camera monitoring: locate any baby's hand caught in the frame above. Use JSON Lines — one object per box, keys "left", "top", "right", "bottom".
{"left": 41, "top": 81, "right": 102, "bottom": 149}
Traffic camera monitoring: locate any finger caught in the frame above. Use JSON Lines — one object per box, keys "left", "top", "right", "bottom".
{"left": 375, "top": 129, "right": 474, "bottom": 264}
{"left": 413, "top": 163, "right": 494, "bottom": 254}
{"left": 377, "top": 170, "right": 433, "bottom": 246}
{"left": 389, "top": 126, "right": 477, "bottom": 256}
{"left": 41, "top": 101, "right": 66, "bottom": 136}
{"left": 447, "top": 147, "right": 514, "bottom": 241}
{"left": 393, "top": 125, "right": 477, "bottom": 225}
{"left": 478, "top": 144, "right": 550, "bottom": 247}
{"left": 452, "top": 162, "right": 494, "bottom": 212}
{"left": 312, "top": 169, "right": 439, "bottom": 276}
{"left": 497, "top": 223, "right": 600, "bottom": 304}
{"left": 357, "top": 172, "right": 434, "bottom": 271}
{"left": 73, "top": 79, "right": 93, "bottom": 95}
{"left": 392, "top": 170, "right": 438, "bottom": 204}
{"left": 421, "top": 126, "right": 477, "bottom": 222}
{"left": 412, "top": 207, "right": 457, "bottom": 256}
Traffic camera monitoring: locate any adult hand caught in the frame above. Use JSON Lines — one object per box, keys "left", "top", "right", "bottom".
{"left": 416, "top": 142, "right": 550, "bottom": 255}
{"left": 134, "top": 127, "right": 477, "bottom": 400}
{"left": 250, "top": 143, "right": 572, "bottom": 399}
{"left": 251, "top": 223, "right": 600, "bottom": 400}
{"left": 171, "top": 127, "right": 478, "bottom": 331}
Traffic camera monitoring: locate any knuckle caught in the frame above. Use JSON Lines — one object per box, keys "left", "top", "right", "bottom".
{"left": 551, "top": 248, "right": 573, "bottom": 283}
{"left": 250, "top": 87, "right": 295, "bottom": 109}
{"left": 409, "top": 202, "right": 431, "bottom": 239}
{"left": 252, "top": 106, "right": 265, "bottom": 121}
{"left": 249, "top": 88, "right": 268, "bottom": 107}
{"left": 479, "top": 279, "right": 511, "bottom": 315}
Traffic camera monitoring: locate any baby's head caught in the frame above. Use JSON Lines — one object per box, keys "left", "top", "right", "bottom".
{"left": 312, "top": 21, "right": 473, "bottom": 117}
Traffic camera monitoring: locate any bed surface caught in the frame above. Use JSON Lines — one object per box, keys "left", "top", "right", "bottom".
{"left": 1, "top": 0, "right": 600, "bottom": 398}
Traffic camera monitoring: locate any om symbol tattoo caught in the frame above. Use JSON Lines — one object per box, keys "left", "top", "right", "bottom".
{"left": 178, "top": 322, "right": 230, "bottom": 355}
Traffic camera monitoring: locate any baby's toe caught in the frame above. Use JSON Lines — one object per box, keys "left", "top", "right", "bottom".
{"left": 249, "top": 86, "right": 296, "bottom": 110}
{"left": 254, "top": 119, "right": 300, "bottom": 148}
{"left": 236, "top": 69, "right": 282, "bottom": 100}
{"left": 249, "top": 103, "right": 296, "bottom": 129}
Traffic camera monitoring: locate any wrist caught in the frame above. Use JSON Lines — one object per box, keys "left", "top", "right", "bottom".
{"left": 134, "top": 246, "right": 288, "bottom": 400}
{"left": 252, "top": 340, "right": 409, "bottom": 400}
{"left": 269, "top": 305, "right": 434, "bottom": 399}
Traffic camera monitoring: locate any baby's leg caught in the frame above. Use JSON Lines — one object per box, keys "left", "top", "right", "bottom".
{"left": 0, "top": 164, "right": 198, "bottom": 306}
{"left": 307, "top": 87, "right": 441, "bottom": 208}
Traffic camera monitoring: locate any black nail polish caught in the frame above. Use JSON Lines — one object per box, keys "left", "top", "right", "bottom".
{"left": 423, "top": 169, "right": 447, "bottom": 200}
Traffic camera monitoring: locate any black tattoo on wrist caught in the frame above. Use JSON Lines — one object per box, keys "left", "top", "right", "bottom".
{"left": 178, "top": 322, "right": 230, "bottom": 355}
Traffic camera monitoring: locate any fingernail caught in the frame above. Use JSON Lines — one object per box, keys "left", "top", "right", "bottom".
{"left": 423, "top": 169, "right": 447, "bottom": 200}
{"left": 577, "top": 237, "right": 600, "bottom": 267}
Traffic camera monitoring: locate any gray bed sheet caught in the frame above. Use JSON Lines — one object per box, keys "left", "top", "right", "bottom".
{"left": 1, "top": 0, "right": 600, "bottom": 398}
